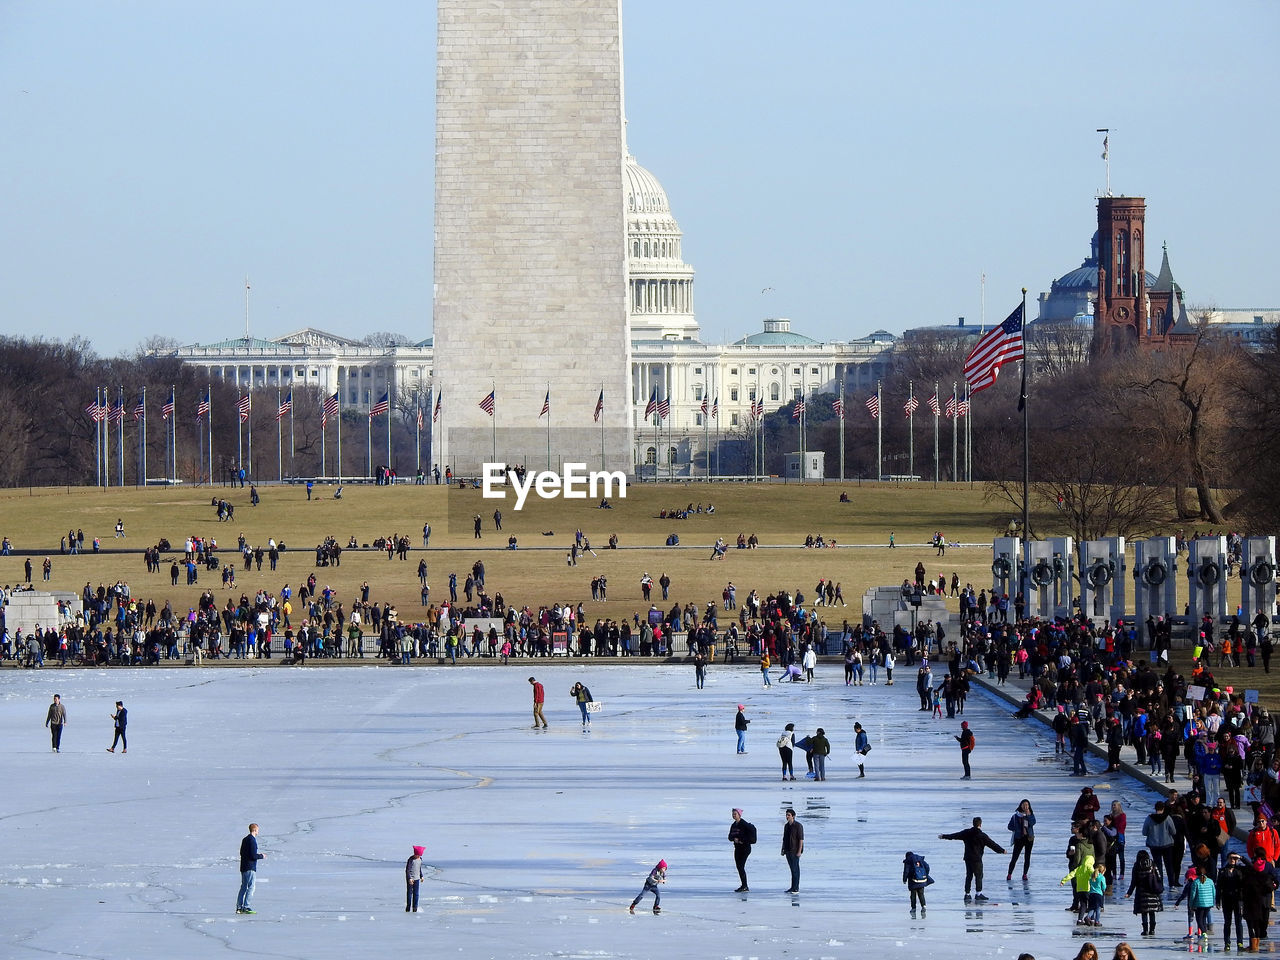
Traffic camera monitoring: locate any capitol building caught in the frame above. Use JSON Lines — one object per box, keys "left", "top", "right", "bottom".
{"left": 173, "top": 153, "right": 898, "bottom": 475}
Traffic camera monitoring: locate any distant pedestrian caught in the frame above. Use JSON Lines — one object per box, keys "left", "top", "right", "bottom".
{"left": 728, "top": 808, "right": 757, "bottom": 892}
{"left": 107, "top": 700, "right": 127, "bottom": 753}
{"left": 1006, "top": 798, "right": 1036, "bottom": 881}
{"left": 236, "top": 823, "right": 264, "bottom": 914}
{"left": 473, "top": 514, "right": 482, "bottom": 539}
{"left": 114, "top": 518, "right": 125, "bottom": 538}
{"left": 529, "top": 677, "right": 547, "bottom": 728}
{"left": 888, "top": 531, "right": 895, "bottom": 549}
{"left": 939, "top": 816, "right": 1005, "bottom": 902}
{"left": 405, "top": 845, "right": 425, "bottom": 912}
{"left": 45, "top": 693, "right": 66, "bottom": 752}
{"left": 629, "top": 859, "right": 666, "bottom": 914}
{"left": 735, "top": 704, "right": 750, "bottom": 754}
{"left": 782, "top": 809, "right": 804, "bottom": 893}
{"left": 956, "top": 721, "right": 975, "bottom": 779}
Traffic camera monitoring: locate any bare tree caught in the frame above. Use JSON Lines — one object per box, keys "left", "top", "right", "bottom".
{"left": 361, "top": 332, "right": 412, "bottom": 348}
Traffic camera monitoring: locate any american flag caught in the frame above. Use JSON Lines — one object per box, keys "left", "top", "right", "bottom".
{"left": 369, "top": 392, "right": 390, "bottom": 419}
{"left": 237, "top": 394, "right": 251, "bottom": 422}
{"left": 85, "top": 400, "right": 103, "bottom": 422}
{"left": 710, "top": 396, "right": 718, "bottom": 419}
{"left": 196, "top": 392, "right": 210, "bottom": 421}
{"left": 958, "top": 398, "right": 971, "bottom": 417}
{"left": 699, "top": 397, "right": 708, "bottom": 416}
{"left": 322, "top": 391, "right": 339, "bottom": 427}
{"left": 865, "top": 395, "right": 880, "bottom": 419}
{"left": 832, "top": 397, "right": 845, "bottom": 419}
{"left": 754, "top": 399, "right": 765, "bottom": 419}
{"left": 479, "top": 390, "right": 495, "bottom": 416}
{"left": 791, "top": 398, "right": 805, "bottom": 421}
{"left": 904, "top": 395, "right": 919, "bottom": 417}
{"left": 946, "top": 394, "right": 958, "bottom": 418}
{"left": 416, "top": 405, "right": 423, "bottom": 430}
{"left": 643, "top": 389, "right": 657, "bottom": 419}
{"left": 928, "top": 393, "right": 941, "bottom": 416}
{"left": 432, "top": 392, "right": 441, "bottom": 424}
{"left": 964, "top": 303, "right": 1025, "bottom": 394}
{"left": 162, "top": 389, "right": 175, "bottom": 421}
{"left": 277, "top": 391, "right": 292, "bottom": 421}
{"left": 108, "top": 399, "right": 125, "bottom": 423}
{"left": 593, "top": 389, "right": 604, "bottom": 423}
{"left": 539, "top": 390, "right": 550, "bottom": 418}
{"left": 132, "top": 394, "right": 146, "bottom": 421}
{"left": 657, "top": 396, "right": 670, "bottom": 421}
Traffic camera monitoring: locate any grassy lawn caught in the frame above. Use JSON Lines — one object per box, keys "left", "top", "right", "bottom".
{"left": 1, "top": 481, "right": 1272, "bottom": 703}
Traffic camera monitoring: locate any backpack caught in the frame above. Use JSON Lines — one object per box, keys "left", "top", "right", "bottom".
{"left": 778, "top": 733, "right": 793, "bottom": 749}
{"left": 742, "top": 821, "right": 758, "bottom": 845}
{"left": 912, "top": 856, "right": 931, "bottom": 883}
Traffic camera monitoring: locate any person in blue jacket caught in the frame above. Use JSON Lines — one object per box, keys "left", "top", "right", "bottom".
{"left": 854, "top": 722, "right": 870, "bottom": 779}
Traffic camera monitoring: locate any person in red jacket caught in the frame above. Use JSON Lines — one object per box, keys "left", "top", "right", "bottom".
{"left": 1247, "top": 814, "right": 1280, "bottom": 865}
{"left": 528, "top": 677, "right": 547, "bottom": 728}
{"left": 1072, "top": 787, "right": 1101, "bottom": 823}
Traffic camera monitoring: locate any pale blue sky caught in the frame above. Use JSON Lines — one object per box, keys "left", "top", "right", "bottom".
{"left": 1, "top": 0, "right": 1276, "bottom": 352}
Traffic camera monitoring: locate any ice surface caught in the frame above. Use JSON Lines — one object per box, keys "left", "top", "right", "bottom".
{"left": 1, "top": 664, "right": 1190, "bottom": 958}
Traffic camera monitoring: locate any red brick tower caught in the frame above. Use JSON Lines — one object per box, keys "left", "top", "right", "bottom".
{"left": 1093, "top": 196, "right": 1148, "bottom": 354}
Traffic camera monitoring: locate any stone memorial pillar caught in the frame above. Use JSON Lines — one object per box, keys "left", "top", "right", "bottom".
{"left": 1186, "top": 536, "right": 1228, "bottom": 632}
{"left": 1133, "top": 537, "right": 1178, "bottom": 646}
{"left": 1241, "top": 536, "right": 1278, "bottom": 630}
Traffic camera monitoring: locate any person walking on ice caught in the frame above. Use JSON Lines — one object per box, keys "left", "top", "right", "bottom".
{"left": 236, "top": 823, "right": 264, "bottom": 914}
{"left": 903, "top": 850, "right": 934, "bottom": 916}
{"left": 854, "top": 722, "right": 870, "bottom": 778}
{"left": 728, "top": 808, "right": 757, "bottom": 892}
{"left": 939, "top": 816, "right": 1005, "bottom": 902}
{"left": 107, "top": 700, "right": 126, "bottom": 753}
{"left": 956, "top": 721, "right": 975, "bottom": 779}
{"left": 405, "top": 845, "right": 424, "bottom": 912}
{"left": 45, "top": 694, "right": 67, "bottom": 752}
{"left": 529, "top": 677, "right": 547, "bottom": 728}
{"left": 629, "top": 859, "right": 666, "bottom": 914}
{"left": 735, "top": 704, "right": 750, "bottom": 753}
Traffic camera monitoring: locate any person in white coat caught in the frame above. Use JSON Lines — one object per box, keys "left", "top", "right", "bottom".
{"left": 802, "top": 645, "right": 817, "bottom": 683}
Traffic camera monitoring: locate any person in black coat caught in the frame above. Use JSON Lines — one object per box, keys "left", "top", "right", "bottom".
{"left": 1217, "top": 851, "right": 1248, "bottom": 951}
{"left": 728, "top": 808, "right": 756, "bottom": 892}
{"left": 1242, "top": 852, "right": 1278, "bottom": 951}
{"left": 939, "top": 817, "right": 1005, "bottom": 902}
{"left": 1126, "top": 848, "right": 1164, "bottom": 936}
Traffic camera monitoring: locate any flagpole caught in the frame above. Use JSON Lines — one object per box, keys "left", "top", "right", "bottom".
{"left": 1020, "top": 287, "right": 1030, "bottom": 577}
{"left": 321, "top": 395, "right": 327, "bottom": 478}
{"left": 386, "top": 389, "right": 392, "bottom": 479}
{"left": 207, "top": 385, "right": 213, "bottom": 486}
{"left": 140, "top": 386, "right": 147, "bottom": 487}
{"left": 337, "top": 391, "right": 343, "bottom": 482}
{"left": 598, "top": 384, "right": 605, "bottom": 473}
{"left": 875, "top": 381, "right": 882, "bottom": 482}
{"left": 277, "top": 389, "right": 283, "bottom": 481}
{"left": 965, "top": 381, "right": 973, "bottom": 483}
{"left": 237, "top": 391, "right": 244, "bottom": 478}
{"left": 367, "top": 406, "right": 372, "bottom": 478}
{"left": 170, "top": 385, "right": 177, "bottom": 481}
{"left": 951, "top": 381, "right": 958, "bottom": 482}
{"left": 96, "top": 387, "right": 104, "bottom": 488}
{"left": 546, "top": 384, "right": 551, "bottom": 471}
{"left": 246, "top": 392, "right": 253, "bottom": 481}
{"left": 491, "top": 381, "right": 497, "bottom": 465}
{"left": 117, "top": 386, "right": 125, "bottom": 487}
{"left": 838, "top": 379, "right": 845, "bottom": 482}
{"left": 907, "top": 380, "right": 914, "bottom": 480}
{"left": 933, "top": 381, "right": 940, "bottom": 486}
{"left": 289, "top": 392, "right": 295, "bottom": 477}
{"left": 415, "top": 396, "right": 421, "bottom": 476}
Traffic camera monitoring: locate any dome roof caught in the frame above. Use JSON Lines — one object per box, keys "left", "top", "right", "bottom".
{"left": 734, "top": 318, "right": 818, "bottom": 346}
{"left": 625, "top": 156, "right": 671, "bottom": 215}
{"left": 1051, "top": 232, "right": 1156, "bottom": 293}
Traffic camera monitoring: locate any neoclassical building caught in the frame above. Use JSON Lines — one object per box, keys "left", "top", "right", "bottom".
{"left": 172, "top": 153, "right": 897, "bottom": 475}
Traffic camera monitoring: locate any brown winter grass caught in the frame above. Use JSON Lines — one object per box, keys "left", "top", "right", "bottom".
{"left": 0, "top": 481, "right": 1259, "bottom": 694}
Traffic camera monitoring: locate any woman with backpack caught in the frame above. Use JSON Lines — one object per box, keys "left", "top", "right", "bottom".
{"left": 727, "top": 808, "right": 757, "bottom": 892}
{"left": 1125, "top": 848, "right": 1164, "bottom": 936}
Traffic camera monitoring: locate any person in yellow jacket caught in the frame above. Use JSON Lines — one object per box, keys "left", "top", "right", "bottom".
{"left": 760, "top": 652, "right": 772, "bottom": 688}
{"left": 1061, "top": 854, "right": 1096, "bottom": 925}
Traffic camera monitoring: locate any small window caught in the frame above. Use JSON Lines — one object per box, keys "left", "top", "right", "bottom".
{"left": 695, "top": 413, "right": 703, "bottom": 426}
{"left": 792, "top": 367, "right": 800, "bottom": 375}
{"left": 730, "top": 413, "right": 739, "bottom": 427}
{"left": 694, "top": 367, "right": 702, "bottom": 375}
{"left": 748, "top": 387, "right": 757, "bottom": 401}
{"left": 748, "top": 367, "right": 756, "bottom": 375}
{"left": 792, "top": 387, "right": 801, "bottom": 400}
{"left": 694, "top": 386, "right": 703, "bottom": 401}
{"left": 811, "top": 367, "right": 818, "bottom": 375}
{"left": 730, "top": 387, "right": 739, "bottom": 401}
{"left": 645, "top": 446, "right": 656, "bottom": 465}
{"left": 770, "top": 384, "right": 780, "bottom": 401}
{"left": 729, "top": 367, "right": 738, "bottom": 375}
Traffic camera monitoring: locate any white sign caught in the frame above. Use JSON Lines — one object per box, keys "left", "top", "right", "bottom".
{"left": 481, "top": 462, "right": 626, "bottom": 511}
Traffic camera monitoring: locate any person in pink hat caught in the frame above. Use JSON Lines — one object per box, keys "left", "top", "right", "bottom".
{"left": 629, "top": 859, "right": 667, "bottom": 914}
{"left": 406, "top": 844, "right": 425, "bottom": 912}
{"left": 735, "top": 705, "right": 750, "bottom": 754}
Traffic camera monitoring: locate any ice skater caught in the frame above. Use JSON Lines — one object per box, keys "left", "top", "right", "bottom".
{"left": 735, "top": 704, "right": 749, "bottom": 753}
{"left": 728, "top": 808, "right": 757, "bottom": 892}
{"left": 854, "top": 722, "right": 870, "bottom": 778}
{"left": 571, "top": 681, "right": 593, "bottom": 727}
{"left": 406, "top": 844, "right": 424, "bottom": 912}
{"left": 236, "top": 823, "right": 264, "bottom": 914}
{"left": 45, "top": 694, "right": 66, "bottom": 752}
{"left": 782, "top": 809, "right": 804, "bottom": 893}
{"left": 955, "top": 721, "right": 974, "bottom": 779}
{"left": 939, "top": 816, "right": 1005, "bottom": 902}
{"left": 629, "top": 859, "right": 666, "bottom": 914}
{"left": 903, "top": 850, "right": 934, "bottom": 915}
{"left": 107, "top": 700, "right": 127, "bottom": 753}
